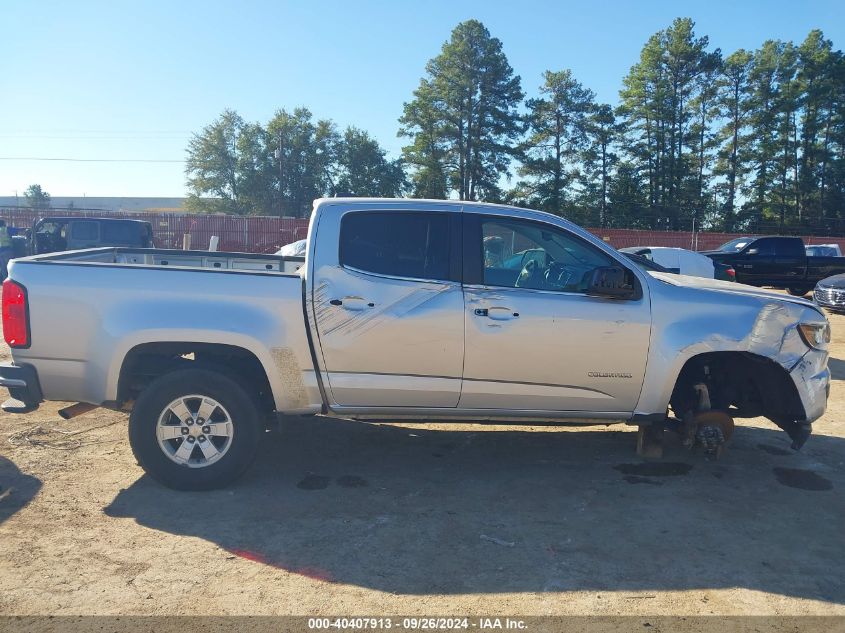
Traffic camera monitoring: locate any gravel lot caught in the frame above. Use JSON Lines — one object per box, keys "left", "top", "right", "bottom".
{"left": 1, "top": 299, "right": 844, "bottom": 616}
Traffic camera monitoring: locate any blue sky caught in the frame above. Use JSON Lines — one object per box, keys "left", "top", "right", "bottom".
{"left": 2, "top": 0, "right": 843, "bottom": 198}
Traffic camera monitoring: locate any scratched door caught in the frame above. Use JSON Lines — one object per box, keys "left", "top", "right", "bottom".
{"left": 311, "top": 208, "right": 464, "bottom": 408}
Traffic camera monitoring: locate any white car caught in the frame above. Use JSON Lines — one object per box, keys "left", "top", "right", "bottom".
{"left": 276, "top": 239, "right": 307, "bottom": 257}
{"left": 620, "top": 246, "right": 715, "bottom": 279}
{"left": 806, "top": 243, "right": 842, "bottom": 257}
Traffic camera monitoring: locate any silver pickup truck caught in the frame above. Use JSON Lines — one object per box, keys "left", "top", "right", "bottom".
{"left": 0, "top": 199, "right": 831, "bottom": 489}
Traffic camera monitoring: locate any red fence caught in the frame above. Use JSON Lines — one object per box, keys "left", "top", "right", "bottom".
{"left": 3, "top": 207, "right": 845, "bottom": 254}
{"left": 0, "top": 208, "right": 310, "bottom": 253}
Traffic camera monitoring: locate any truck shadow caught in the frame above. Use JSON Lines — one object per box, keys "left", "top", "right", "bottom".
{"left": 105, "top": 416, "right": 844, "bottom": 601}
{"left": 0, "top": 455, "right": 42, "bottom": 526}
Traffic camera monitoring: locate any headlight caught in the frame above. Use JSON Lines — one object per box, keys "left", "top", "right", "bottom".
{"left": 798, "top": 322, "right": 831, "bottom": 350}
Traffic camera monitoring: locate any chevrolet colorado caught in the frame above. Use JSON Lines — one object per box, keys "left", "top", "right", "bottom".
{"left": 0, "top": 199, "right": 831, "bottom": 489}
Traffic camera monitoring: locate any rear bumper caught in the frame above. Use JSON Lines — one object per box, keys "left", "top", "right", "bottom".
{"left": 0, "top": 362, "right": 43, "bottom": 412}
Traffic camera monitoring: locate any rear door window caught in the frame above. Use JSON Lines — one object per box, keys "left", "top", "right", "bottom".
{"left": 340, "top": 211, "right": 451, "bottom": 281}
{"left": 773, "top": 238, "right": 805, "bottom": 257}
{"left": 70, "top": 221, "right": 99, "bottom": 241}
{"left": 101, "top": 222, "right": 137, "bottom": 244}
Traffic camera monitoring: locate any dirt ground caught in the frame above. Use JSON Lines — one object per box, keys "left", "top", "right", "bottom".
{"left": 1, "top": 298, "right": 844, "bottom": 617}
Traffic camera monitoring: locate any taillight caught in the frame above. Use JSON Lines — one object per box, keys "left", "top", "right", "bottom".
{"left": 727, "top": 268, "right": 736, "bottom": 279}
{"left": 2, "top": 279, "right": 29, "bottom": 348}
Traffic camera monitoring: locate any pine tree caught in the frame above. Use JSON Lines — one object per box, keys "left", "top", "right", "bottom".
{"left": 399, "top": 20, "right": 524, "bottom": 201}
{"left": 516, "top": 70, "right": 595, "bottom": 215}
{"left": 714, "top": 50, "right": 753, "bottom": 230}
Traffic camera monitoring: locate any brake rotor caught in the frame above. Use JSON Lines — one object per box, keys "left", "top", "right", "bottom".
{"left": 693, "top": 410, "right": 735, "bottom": 459}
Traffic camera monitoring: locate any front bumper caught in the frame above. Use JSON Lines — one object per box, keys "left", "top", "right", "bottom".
{"left": 814, "top": 286, "right": 845, "bottom": 311}
{"left": 789, "top": 348, "right": 830, "bottom": 427}
{"left": 0, "top": 363, "right": 42, "bottom": 412}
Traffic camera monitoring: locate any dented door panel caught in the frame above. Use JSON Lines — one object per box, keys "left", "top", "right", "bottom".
{"left": 313, "top": 269, "right": 464, "bottom": 407}
{"left": 308, "top": 203, "right": 464, "bottom": 408}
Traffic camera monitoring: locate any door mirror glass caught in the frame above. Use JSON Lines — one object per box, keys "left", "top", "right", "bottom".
{"left": 586, "top": 266, "right": 636, "bottom": 299}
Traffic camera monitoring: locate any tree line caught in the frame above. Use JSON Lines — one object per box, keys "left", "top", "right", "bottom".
{"left": 184, "top": 109, "right": 404, "bottom": 215}
{"left": 186, "top": 18, "right": 845, "bottom": 233}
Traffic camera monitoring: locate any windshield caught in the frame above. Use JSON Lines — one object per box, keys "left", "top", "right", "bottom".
{"left": 277, "top": 239, "right": 307, "bottom": 257}
{"left": 717, "top": 237, "right": 753, "bottom": 252}
{"left": 622, "top": 252, "right": 668, "bottom": 273}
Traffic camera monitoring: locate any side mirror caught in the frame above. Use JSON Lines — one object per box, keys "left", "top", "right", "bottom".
{"left": 745, "top": 248, "right": 759, "bottom": 255}
{"left": 587, "top": 266, "right": 636, "bottom": 299}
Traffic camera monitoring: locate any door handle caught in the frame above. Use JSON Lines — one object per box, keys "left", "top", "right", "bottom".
{"left": 474, "top": 307, "right": 519, "bottom": 320}
{"left": 330, "top": 297, "right": 375, "bottom": 311}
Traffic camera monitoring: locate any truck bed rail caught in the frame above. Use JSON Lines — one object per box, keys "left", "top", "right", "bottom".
{"left": 13, "top": 247, "right": 305, "bottom": 275}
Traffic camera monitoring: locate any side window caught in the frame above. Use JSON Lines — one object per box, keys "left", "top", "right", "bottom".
{"left": 775, "top": 239, "right": 804, "bottom": 257}
{"left": 340, "top": 211, "right": 450, "bottom": 281}
{"left": 70, "top": 221, "right": 98, "bottom": 241}
{"left": 480, "top": 217, "right": 613, "bottom": 292}
{"left": 100, "top": 222, "right": 136, "bottom": 243}
{"left": 750, "top": 238, "right": 776, "bottom": 256}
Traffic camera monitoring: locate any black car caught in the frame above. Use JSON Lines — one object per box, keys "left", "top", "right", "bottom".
{"left": 814, "top": 274, "right": 845, "bottom": 311}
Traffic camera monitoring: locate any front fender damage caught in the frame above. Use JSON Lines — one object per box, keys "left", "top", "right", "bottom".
{"left": 749, "top": 302, "right": 830, "bottom": 444}
{"left": 676, "top": 301, "right": 829, "bottom": 450}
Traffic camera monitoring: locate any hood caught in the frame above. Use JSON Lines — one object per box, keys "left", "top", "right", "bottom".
{"left": 817, "top": 273, "right": 845, "bottom": 289}
{"left": 699, "top": 250, "right": 731, "bottom": 259}
{"left": 647, "top": 272, "right": 819, "bottom": 310}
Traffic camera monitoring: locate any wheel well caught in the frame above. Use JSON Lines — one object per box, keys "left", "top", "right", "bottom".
{"left": 669, "top": 351, "right": 805, "bottom": 427}
{"left": 118, "top": 342, "right": 275, "bottom": 414}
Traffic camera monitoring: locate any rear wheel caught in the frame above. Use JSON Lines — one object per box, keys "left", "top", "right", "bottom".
{"left": 787, "top": 287, "right": 811, "bottom": 296}
{"left": 128, "top": 368, "right": 261, "bottom": 490}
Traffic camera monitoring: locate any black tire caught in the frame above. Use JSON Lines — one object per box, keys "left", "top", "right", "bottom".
{"left": 787, "top": 287, "right": 811, "bottom": 296}
{"left": 128, "top": 368, "right": 261, "bottom": 490}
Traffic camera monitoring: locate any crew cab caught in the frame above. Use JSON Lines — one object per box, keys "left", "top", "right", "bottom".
{"left": 704, "top": 236, "right": 845, "bottom": 296}
{"left": 0, "top": 199, "right": 831, "bottom": 489}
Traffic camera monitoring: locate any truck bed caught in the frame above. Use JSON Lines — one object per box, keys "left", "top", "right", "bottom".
{"left": 19, "top": 247, "right": 306, "bottom": 275}
{"left": 5, "top": 247, "right": 320, "bottom": 411}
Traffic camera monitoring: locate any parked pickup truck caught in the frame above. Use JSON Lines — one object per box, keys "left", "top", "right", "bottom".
{"left": 703, "top": 236, "right": 845, "bottom": 296}
{"left": 0, "top": 199, "right": 831, "bottom": 489}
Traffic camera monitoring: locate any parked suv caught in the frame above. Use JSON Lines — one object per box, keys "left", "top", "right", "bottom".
{"left": 30, "top": 217, "right": 155, "bottom": 255}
